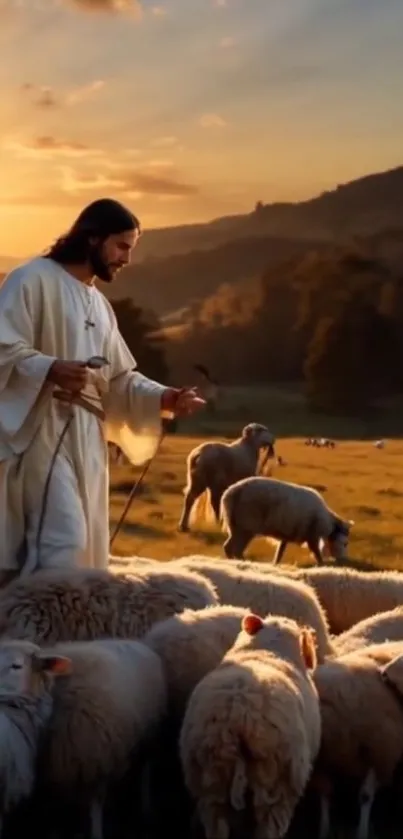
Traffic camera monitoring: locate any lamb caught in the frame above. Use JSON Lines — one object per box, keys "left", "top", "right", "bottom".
{"left": 37, "top": 637, "right": 167, "bottom": 839}
{"left": 144, "top": 604, "right": 247, "bottom": 720}
{"left": 313, "top": 647, "right": 403, "bottom": 839}
{"left": 179, "top": 613, "right": 321, "bottom": 839}
{"left": 178, "top": 422, "right": 275, "bottom": 533}
{"left": 0, "top": 565, "right": 218, "bottom": 646}
{"left": 290, "top": 566, "right": 403, "bottom": 635}
{"left": 0, "top": 639, "right": 71, "bottom": 836}
{"left": 173, "top": 556, "right": 334, "bottom": 661}
{"left": 220, "top": 475, "right": 353, "bottom": 565}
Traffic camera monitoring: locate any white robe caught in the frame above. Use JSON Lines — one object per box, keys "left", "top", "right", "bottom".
{"left": 0, "top": 256, "right": 167, "bottom": 574}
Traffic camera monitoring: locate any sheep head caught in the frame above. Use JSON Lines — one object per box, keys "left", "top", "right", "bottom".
{"left": 326, "top": 517, "right": 354, "bottom": 561}
{"left": 242, "top": 423, "right": 276, "bottom": 457}
{"left": 0, "top": 640, "right": 72, "bottom": 700}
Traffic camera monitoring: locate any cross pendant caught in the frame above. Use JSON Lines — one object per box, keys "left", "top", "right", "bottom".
{"left": 85, "top": 319, "right": 95, "bottom": 330}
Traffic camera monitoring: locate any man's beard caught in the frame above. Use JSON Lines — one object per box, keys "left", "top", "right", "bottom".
{"left": 89, "top": 244, "right": 118, "bottom": 283}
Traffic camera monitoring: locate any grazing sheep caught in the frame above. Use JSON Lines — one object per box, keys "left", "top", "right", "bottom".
{"left": 38, "top": 638, "right": 167, "bottom": 839}
{"left": 220, "top": 475, "right": 353, "bottom": 565}
{"left": 180, "top": 613, "right": 321, "bottom": 839}
{"left": 173, "top": 556, "right": 334, "bottom": 662}
{"left": 178, "top": 423, "right": 275, "bottom": 533}
{"left": 144, "top": 604, "right": 247, "bottom": 719}
{"left": 334, "top": 608, "right": 403, "bottom": 656}
{"left": 313, "top": 648, "right": 403, "bottom": 839}
{"left": 0, "top": 565, "right": 218, "bottom": 646}
{"left": 291, "top": 566, "right": 403, "bottom": 635}
{"left": 0, "top": 639, "right": 71, "bottom": 836}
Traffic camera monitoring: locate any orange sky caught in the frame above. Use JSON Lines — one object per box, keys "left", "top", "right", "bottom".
{"left": 1, "top": 0, "right": 402, "bottom": 258}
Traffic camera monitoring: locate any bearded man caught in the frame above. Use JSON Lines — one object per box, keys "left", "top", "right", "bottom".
{"left": 0, "top": 198, "right": 204, "bottom": 581}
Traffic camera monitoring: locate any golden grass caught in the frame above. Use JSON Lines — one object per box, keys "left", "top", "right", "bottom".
{"left": 109, "top": 434, "right": 403, "bottom": 574}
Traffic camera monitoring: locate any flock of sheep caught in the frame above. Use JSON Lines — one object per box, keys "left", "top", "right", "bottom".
{"left": 0, "top": 423, "right": 397, "bottom": 839}
{"left": 1, "top": 555, "right": 403, "bottom": 839}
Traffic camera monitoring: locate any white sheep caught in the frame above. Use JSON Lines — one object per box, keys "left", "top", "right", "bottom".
{"left": 220, "top": 475, "right": 353, "bottom": 565}
{"left": 178, "top": 423, "right": 276, "bottom": 533}
{"left": 180, "top": 613, "right": 321, "bottom": 839}
{"left": 0, "top": 639, "right": 71, "bottom": 837}
{"left": 144, "top": 604, "right": 247, "bottom": 719}
{"left": 37, "top": 637, "right": 166, "bottom": 839}
{"left": 334, "top": 607, "right": 403, "bottom": 656}
{"left": 0, "top": 565, "right": 218, "bottom": 646}
{"left": 290, "top": 566, "right": 403, "bottom": 635}
{"left": 173, "top": 556, "right": 334, "bottom": 662}
{"left": 313, "top": 647, "right": 403, "bottom": 839}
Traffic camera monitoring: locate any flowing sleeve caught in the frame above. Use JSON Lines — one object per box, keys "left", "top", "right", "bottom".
{"left": 0, "top": 268, "right": 57, "bottom": 458}
{"left": 103, "top": 307, "right": 168, "bottom": 466}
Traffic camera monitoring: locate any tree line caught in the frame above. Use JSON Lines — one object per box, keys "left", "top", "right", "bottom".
{"left": 112, "top": 236, "right": 403, "bottom": 415}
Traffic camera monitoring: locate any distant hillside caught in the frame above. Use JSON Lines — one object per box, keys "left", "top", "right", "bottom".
{"left": 130, "top": 164, "right": 403, "bottom": 262}
{"left": 104, "top": 234, "right": 323, "bottom": 317}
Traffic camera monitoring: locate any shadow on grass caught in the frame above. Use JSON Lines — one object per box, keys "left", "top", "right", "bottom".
{"left": 109, "top": 520, "right": 167, "bottom": 540}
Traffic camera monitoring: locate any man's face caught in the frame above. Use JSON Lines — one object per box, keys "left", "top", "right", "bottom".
{"left": 90, "top": 228, "right": 141, "bottom": 283}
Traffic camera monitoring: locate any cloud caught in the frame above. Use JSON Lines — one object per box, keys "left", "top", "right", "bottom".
{"left": 61, "top": 164, "right": 199, "bottom": 198}
{"left": 198, "top": 113, "right": 227, "bottom": 128}
{"left": 66, "top": 0, "right": 142, "bottom": 16}
{"left": 20, "top": 80, "right": 105, "bottom": 109}
{"left": 213, "top": 0, "right": 227, "bottom": 7}
{"left": 4, "top": 135, "right": 102, "bottom": 159}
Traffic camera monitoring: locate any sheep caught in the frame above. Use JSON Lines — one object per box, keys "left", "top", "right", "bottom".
{"left": 334, "top": 608, "right": 403, "bottom": 656}
{"left": 143, "top": 605, "right": 249, "bottom": 836}
{"left": 0, "top": 639, "right": 71, "bottom": 836}
{"left": 289, "top": 566, "right": 403, "bottom": 635}
{"left": 0, "top": 565, "right": 218, "bottom": 646}
{"left": 144, "top": 604, "right": 247, "bottom": 720}
{"left": 173, "top": 556, "right": 334, "bottom": 662}
{"left": 37, "top": 637, "right": 167, "bottom": 839}
{"left": 220, "top": 475, "right": 353, "bottom": 566}
{"left": 177, "top": 423, "right": 276, "bottom": 533}
{"left": 179, "top": 613, "right": 321, "bottom": 839}
{"left": 313, "top": 647, "right": 403, "bottom": 839}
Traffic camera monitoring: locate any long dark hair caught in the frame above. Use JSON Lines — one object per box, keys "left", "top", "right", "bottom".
{"left": 44, "top": 198, "right": 141, "bottom": 264}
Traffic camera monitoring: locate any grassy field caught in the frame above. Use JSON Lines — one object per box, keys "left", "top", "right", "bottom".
{"left": 108, "top": 386, "right": 403, "bottom": 574}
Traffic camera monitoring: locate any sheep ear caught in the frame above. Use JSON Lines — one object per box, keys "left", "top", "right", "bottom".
{"left": 348, "top": 520, "right": 355, "bottom": 528}
{"left": 242, "top": 613, "right": 264, "bottom": 636}
{"left": 299, "top": 626, "right": 317, "bottom": 671}
{"left": 33, "top": 654, "right": 72, "bottom": 676}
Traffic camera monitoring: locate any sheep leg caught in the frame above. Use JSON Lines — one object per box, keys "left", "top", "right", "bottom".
{"left": 318, "top": 793, "right": 331, "bottom": 839}
{"left": 178, "top": 487, "right": 204, "bottom": 532}
{"left": 272, "top": 540, "right": 287, "bottom": 565}
{"left": 89, "top": 793, "right": 105, "bottom": 839}
{"left": 308, "top": 540, "right": 324, "bottom": 566}
{"left": 197, "top": 799, "right": 230, "bottom": 839}
{"left": 209, "top": 488, "right": 222, "bottom": 522}
{"left": 356, "top": 768, "right": 377, "bottom": 839}
{"left": 223, "top": 531, "right": 252, "bottom": 559}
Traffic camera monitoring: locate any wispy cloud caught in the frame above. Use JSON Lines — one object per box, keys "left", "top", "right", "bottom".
{"left": 20, "top": 80, "right": 105, "bottom": 109}
{"left": 198, "top": 113, "right": 227, "bottom": 128}
{"left": 150, "top": 136, "right": 179, "bottom": 148}
{"left": 4, "top": 135, "right": 102, "bottom": 159}
{"left": 65, "top": 0, "right": 142, "bottom": 17}
{"left": 61, "top": 164, "right": 199, "bottom": 197}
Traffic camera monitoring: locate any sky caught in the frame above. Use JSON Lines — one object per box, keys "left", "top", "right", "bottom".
{"left": 0, "top": 0, "right": 402, "bottom": 257}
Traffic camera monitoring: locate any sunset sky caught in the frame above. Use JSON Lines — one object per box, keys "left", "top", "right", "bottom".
{"left": 0, "top": 0, "right": 402, "bottom": 258}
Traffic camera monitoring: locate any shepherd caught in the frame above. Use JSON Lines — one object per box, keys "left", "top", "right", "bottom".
{"left": 0, "top": 199, "right": 204, "bottom": 585}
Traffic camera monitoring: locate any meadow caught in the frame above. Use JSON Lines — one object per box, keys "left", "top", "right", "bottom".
{"left": 108, "top": 386, "right": 403, "bottom": 574}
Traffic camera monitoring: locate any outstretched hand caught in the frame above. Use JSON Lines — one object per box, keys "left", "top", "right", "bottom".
{"left": 161, "top": 386, "right": 206, "bottom": 418}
